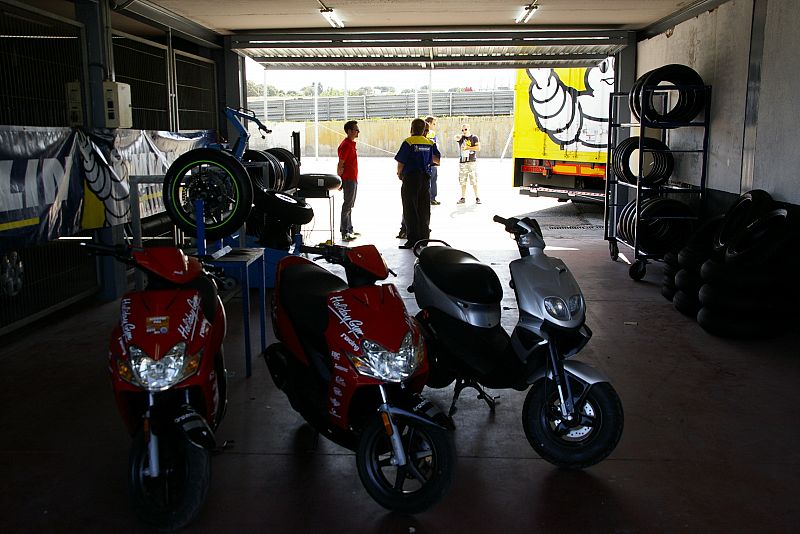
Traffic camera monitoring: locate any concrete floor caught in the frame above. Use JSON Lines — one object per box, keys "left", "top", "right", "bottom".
{"left": 1, "top": 158, "right": 798, "bottom": 532}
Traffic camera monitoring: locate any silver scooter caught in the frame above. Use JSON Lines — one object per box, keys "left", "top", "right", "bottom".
{"left": 410, "top": 215, "right": 623, "bottom": 469}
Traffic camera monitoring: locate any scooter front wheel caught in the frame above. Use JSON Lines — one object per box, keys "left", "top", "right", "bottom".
{"left": 356, "top": 416, "right": 454, "bottom": 513}
{"left": 128, "top": 429, "right": 211, "bottom": 530}
{"left": 522, "top": 379, "right": 623, "bottom": 469}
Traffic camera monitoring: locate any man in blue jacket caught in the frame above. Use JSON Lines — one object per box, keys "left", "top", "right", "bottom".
{"left": 395, "top": 118, "right": 441, "bottom": 249}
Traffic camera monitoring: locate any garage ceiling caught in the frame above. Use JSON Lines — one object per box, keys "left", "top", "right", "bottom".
{"left": 116, "top": 0, "right": 727, "bottom": 69}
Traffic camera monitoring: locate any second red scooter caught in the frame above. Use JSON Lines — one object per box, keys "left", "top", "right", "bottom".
{"left": 265, "top": 243, "right": 455, "bottom": 513}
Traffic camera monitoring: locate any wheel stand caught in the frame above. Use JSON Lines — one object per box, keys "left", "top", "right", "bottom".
{"left": 448, "top": 378, "right": 497, "bottom": 416}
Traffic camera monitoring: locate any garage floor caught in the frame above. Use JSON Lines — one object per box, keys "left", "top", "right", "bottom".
{"left": 1, "top": 159, "right": 798, "bottom": 533}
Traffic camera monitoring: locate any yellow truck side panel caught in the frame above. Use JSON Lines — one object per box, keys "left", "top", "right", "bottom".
{"left": 513, "top": 63, "right": 614, "bottom": 164}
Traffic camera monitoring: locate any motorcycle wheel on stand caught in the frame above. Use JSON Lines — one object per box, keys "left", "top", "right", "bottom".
{"left": 163, "top": 148, "right": 253, "bottom": 241}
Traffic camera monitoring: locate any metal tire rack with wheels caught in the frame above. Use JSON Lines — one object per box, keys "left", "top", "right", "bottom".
{"left": 604, "top": 83, "right": 712, "bottom": 280}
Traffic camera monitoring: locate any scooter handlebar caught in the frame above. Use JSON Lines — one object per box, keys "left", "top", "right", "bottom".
{"left": 300, "top": 243, "right": 348, "bottom": 264}
{"left": 493, "top": 214, "right": 527, "bottom": 235}
{"left": 81, "top": 242, "right": 140, "bottom": 267}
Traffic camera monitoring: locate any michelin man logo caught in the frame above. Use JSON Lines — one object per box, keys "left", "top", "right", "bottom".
{"left": 527, "top": 58, "right": 615, "bottom": 151}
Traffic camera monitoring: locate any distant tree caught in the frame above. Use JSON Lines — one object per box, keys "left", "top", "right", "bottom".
{"left": 301, "top": 83, "right": 325, "bottom": 96}
{"left": 374, "top": 86, "right": 396, "bottom": 94}
{"left": 246, "top": 80, "right": 263, "bottom": 97}
{"left": 350, "top": 86, "right": 374, "bottom": 96}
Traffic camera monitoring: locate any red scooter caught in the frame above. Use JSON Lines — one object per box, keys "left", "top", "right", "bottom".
{"left": 85, "top": 243, "right": 227, "bottom": 530}
{"left": 265, "top": 243, "right": 455, "bottom": 513}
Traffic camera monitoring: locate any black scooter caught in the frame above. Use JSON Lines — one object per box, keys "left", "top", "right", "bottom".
{"left": 410, "top": 215, "right": 623, "bottom": 469}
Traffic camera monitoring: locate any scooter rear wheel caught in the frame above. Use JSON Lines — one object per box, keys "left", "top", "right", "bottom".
{"left": 522, "top": 379, "right": 623, "bottom": 469}
{"left": 356, "top": 416, "right": 454, "bottom": 514}
{"left": 128, "top": 429, "right": 211, "bottom": 530}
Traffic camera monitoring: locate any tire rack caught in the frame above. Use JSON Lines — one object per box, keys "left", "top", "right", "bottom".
{"left": 603, "top": 84, "right": 712, "bottom": 280}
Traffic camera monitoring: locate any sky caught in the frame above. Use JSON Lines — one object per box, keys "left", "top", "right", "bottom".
{"left": 244, "top": 57, "right": 517, "bottom": 92}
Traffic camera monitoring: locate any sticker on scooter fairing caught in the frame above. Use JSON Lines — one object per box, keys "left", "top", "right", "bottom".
{"left": 339, "top": 332, "right": 360, "bottom": 352}
{"left": 146, "top": 316, "right": 169, "bottom": 334}
{"left": 178, "top": 294, "right": 201, "bottom": 340}
{"left": 331, "top": 350, "right": 341, "bottom": 361}
{"left": 120, "top": 298, "right": 134, "bottom": 341}
{"left": 335, "top": 375, "right": 346, "bottom": 386}
{"left": 333, "top": 386, "right": 342, "bottom": 397}
{"left": 328, "top": 295, "right": 364, "bottom": 338}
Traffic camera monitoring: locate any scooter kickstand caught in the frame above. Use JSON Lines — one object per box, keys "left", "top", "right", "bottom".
{"left": 448, "top": 378, "right": 467, "bottom": 416}
{"left": 474, "top": 384, "right": 497, "bottom": 412}
{"left": 448, "top": 378, "right": 497, "bottom": 414}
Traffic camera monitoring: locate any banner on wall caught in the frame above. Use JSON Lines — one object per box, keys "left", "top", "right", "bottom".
{"left": 0, "top": 127, "right": 84, "bottom": 252}
{"left": 0, "top": 127, "right": 214, "bottom": 252}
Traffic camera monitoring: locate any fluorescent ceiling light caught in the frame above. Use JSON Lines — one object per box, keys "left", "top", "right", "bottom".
{"left": 515, "top": 2, "right": 538, "bottom": 24}
{"left": 320, "top": 8, "right": 344, "bottom": 28}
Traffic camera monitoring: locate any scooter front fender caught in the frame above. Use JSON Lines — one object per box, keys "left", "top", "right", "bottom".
{"left": 527, "top": 359, "right": 611, "bottom": 386}
{"left": 384, "top": 394, "right": 453, "bottom": 431}
{"left": 174, "top": 407, "right": 216, "bottom": 450}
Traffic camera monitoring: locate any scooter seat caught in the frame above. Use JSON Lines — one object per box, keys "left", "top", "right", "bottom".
{"left": 279, "top": 262, "right": 349, "bottom": 339}
{"left": 418, "top": 246, "right": 503, "bottom": 304}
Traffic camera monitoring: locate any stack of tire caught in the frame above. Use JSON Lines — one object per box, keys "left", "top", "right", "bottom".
{"left": 242, "top": 148, "right": 313, "bottom": 249}
{"left": 612, "top": 136, "right": 674, "bottom": 187}
{"left": 695, "top": 191, "right": 800, "bottom": 338}
{"left": 665, "top": 215, "right": 725, "bottom": 316}
{"left": 616, "top": 198, "right": 695, "bottom": 257}
{"left": 629, "top": 64, "right": 706, "bottom": 126}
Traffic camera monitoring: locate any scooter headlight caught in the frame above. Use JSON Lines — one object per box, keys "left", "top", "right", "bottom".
{"left": 127, "top": 342, "right": 202, "bottom": 392}
{"left": 544, "top": 297, "right": 570, "bottom": 321}
{"left": 567, "top": 294, "right": 583, "bottom": 315}
{"left": 349, "top": 332, "right": 422, "bottom": 383}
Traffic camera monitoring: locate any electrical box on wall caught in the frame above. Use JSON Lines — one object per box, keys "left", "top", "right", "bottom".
{"left": 102, "top": 81, "right": 132, "bottom": 128}
{"left": 65, "top": 81, "right": 83, "bottom": 127}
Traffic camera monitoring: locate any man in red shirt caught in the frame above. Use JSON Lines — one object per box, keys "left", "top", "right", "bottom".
{"left": 337, "top": 120, "right": 359, "bottom": 241}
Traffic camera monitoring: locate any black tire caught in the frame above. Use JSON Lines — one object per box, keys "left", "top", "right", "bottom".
{"left": 267, "top": 147, "right": 300, "bottom": 190}
{"left": 677, "top": 246, "right": 708, "bottom": 270}
{"left": 683, "top": 215, "right": 725, "bottom": 254}
{"left": 163, "top": 148, "right": 253, "bottom": 241}
{"left": 612, "top": 136, "right": 674, "bottom": 186}
{"left": 725, "top": 208, "right": 790, "bottom": 266}
{"left": 697, "top": 307, "right": 787, "bottom": 339}
{"left": 698, "top": 283, "right": 763, "bottom": 313}
{"left": 661, "top": 283, "right": 677, "bottom": 302}
{"left": 638, "top": 64, "right": 706, "bottom": 124}
{"left": 663, "top": 250, "right": 679, "bottom": 267}
{"left": 253, "top": 190, "right": 314, "bottom": 225}
{"left": 297, "top": 173, "right": 342, "bottom": 191}
{"left": 712, "top": 190, "right": 774, "bottom": 254}
{"left": 356, "top": 415, "right": 454, "bottom": 514}
{"left": 674, "top": 268, "right": 701, "bottom": 292}
{"left": 243, "top": 149, "right": 284, "bottom": 191}
{"left": 522, "top": 379, "right": 623, "bottom": 469}
{"left": 672, "top": 289, "right": 701, "bottom": 317}
{"left": 129, "top": 429, "right": 211, "bottom": 531}
{"left": 700, "top": 257, "right": 795, "bottom": 289}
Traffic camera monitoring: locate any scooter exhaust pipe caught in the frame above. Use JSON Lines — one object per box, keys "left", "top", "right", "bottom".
{"left": 264, "top": 344, "right": 289, "bottom": 390}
